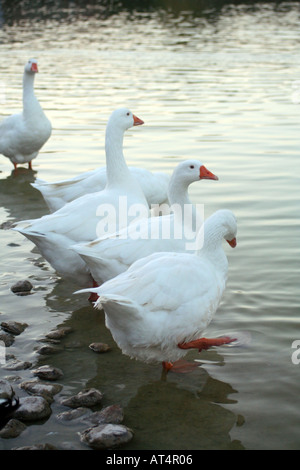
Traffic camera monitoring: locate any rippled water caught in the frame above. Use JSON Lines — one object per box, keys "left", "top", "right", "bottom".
{"left": 0, "top": 2, "right": 300, "bottom": 450}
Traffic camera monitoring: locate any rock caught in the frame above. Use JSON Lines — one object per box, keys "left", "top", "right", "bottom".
{"left": 3, "top": 375, "right": 22, "bottom": 384}
{"left": 1, "top": 321, "right": 28, "bottom": 336}
{"left": 80, "top": 423, "right": 134, "bottom": 450}
{"left": 84, "top": 405, "right": 124, "bottom": 426}
{"left": 61, "top": 388, "right": 103, "bottom": 409}
{"left": 12, "top": 396, "right": 51, "bottom": 422}
{"left": 32, "top": 365, "right": 63, "bottom": 381}
{"left": 45, "top": 327, "right": 73, "bottom": 340}
{"left": 56, "top": 407, "right": 93, "bottom": 425}
{"left": 0, "top": 419, "right": 27, "bottom": 438}
{"left": 36, "top": 344, "right": 62, "bottom": 355}
{"left": 0, "top": 379, "right": 15, "bottom": 400}
{"left": 19, "top": 380, "right": 63, "bottom": 399}
{"left": 0, "top": 331, "right": 15, "bottom": 347}
{"left": 13, "top": 443, "right": 57, "bottom": 450}
{"left": 10, "top": 280, "right": 33, "bottom": 295}
{"left": 3, "top": 359, "right": 32, "bottom": 371}
{"left": 0, "top": 221, "right": 15, "bottom": 230}
{"left": 89, "top": 342, "right": 111, "bottom": 353}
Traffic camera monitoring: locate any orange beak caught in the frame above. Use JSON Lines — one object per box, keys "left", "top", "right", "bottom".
{"left": 199, "top": 165, "right": 218, "bottom": 180}
{"left": 227, "top": 237, "right": 237, "bottom": 248}
{"left": 31, "top": 62, "right": 38, "bottom": 72}
{"left": 133, "top": 114, "right": 144, "bottom": 126}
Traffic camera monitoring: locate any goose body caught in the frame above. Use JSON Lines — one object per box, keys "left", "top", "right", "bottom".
{"left": 32, "top": 166, "right": 170, "bottom": 213}
{"left": 14, "top": 108, "right": 149, "bottom": 286}
{"left": 0, "top": 59, "right": 51, "bottom": 169}
{"left": 76, "top": 209, "right": 237, "bottom": 368}
{"left": 72, "top": 159, "right": 218, "bottom": 285}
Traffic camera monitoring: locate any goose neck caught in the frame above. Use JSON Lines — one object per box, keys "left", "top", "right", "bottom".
{"left": 105, "top": 125, "right": 131, "bottom": 187}
{"left": 197, "top": 223, "right": 229, "bottom": 275}
{"left": 22, "top": 72, "right": 40, "bottom": 116}
{"left": 167, "top": 178, "right": 191, "bottom": 209}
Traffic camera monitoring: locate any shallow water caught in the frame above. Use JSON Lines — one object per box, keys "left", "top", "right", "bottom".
{"left": 0, "top": 1, "right": 300, "bottom": 450}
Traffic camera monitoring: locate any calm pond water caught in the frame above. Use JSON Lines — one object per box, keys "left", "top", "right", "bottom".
{"left": 0, "top": 1, "right": 300, "bottom": 451}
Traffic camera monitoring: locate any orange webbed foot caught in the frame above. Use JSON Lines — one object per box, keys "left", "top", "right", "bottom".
{"left": 162, "top": 359, "right": 198, "bottom": 374}
{"left": 178, "top": 336, "right": 237, "bottom": 352}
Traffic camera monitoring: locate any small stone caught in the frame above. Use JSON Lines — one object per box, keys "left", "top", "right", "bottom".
{"left": 12, "top": 396, "right": 51, "bottom": 422}
{"left": 1, "top": 321, "right": 28, "bottom": 336}
{"left": 3, "top": 359, "right": 32, "bottom": 371}
{"left": 0, "top": 221, "right": 15, "bottom": 230}
{"left": 3, "top": 375, "right": 22, "bottom": 384}
{"left": 236, "top": 414, "right": 245, "bottom": 427}
{"left": 0, "top": 419, "right": 27, "bottom": 438}
{"left": 80, "top": 423, "right": 133, "bottom": 450}
{"left": 10, "top": 280, "right": 33, "bottom": 295}
{"left": 56, "top": 407, "right": 93, "bottom": 425}
{"left": 36, "top": 344, "right": 62, "bottom": 355}
{"left": 0, "top": 331, "right": 15, "bottom": 347}
{"left": 84, "top": 405, "right": 124, "bottom": 426}
{"left": 19, "top": 380, "right": 63, "bottom": 398}
{"left": 0, "top": 379, "right": 15, "bottom": 400}
{"left": 45, "top": 327, "right": 73, "bottom": 340}
{"left": 89, "top": 342, "right": 111, "bottom": 353}
{"left": 32, "top": 365, "right": 63, "bottom": 381}
{"left": 61, "top": 388, "right": 103, "bottom": 409}
{"left": 41, "top": 338, "right": 61, "bottom": 345}
{"left": 13, "top": 443, "right": 57, "bottom": 450}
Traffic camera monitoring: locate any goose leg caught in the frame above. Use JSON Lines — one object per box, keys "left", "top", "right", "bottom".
{"left": 162, "top": 361, "right": 173, "bottom": 371}
{"left": 162, "top": 360, "right": 198, "bottom": 373}
{"left": 88, "top": 278, "right": 99, "bottom": 303}
{"left": 178, "top": 336, "right": 236, "bottom": 352}
{"left": 28, "top": 161, "right": 32, "bottom": 170}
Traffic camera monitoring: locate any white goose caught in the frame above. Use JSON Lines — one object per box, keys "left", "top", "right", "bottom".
{"left": 32, "top": 166, "right": 170, "bottom": 213}
{"left": 0, "top": 59, "right": 52, "bottom": 170}
{"left": 14, "top": 108, "right": 149, "bottom": 288}
{"left": 72, "top": 159, "right": 218, "bottom": 285}
{"left": 76, "top": 209, "right": 238, "bottom": 372}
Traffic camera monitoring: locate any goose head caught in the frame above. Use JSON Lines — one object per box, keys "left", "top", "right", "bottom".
{"left": 213, "top": 209, "right": 237, "bottom": 248}
{"left": 107, "top": 107, "right": 144, "bottom": 133}
{"left": 172, "top": 159, "right": 218, "bottom": 187}
{"left": 197, "top": 209, "right": 237, "bottom": 260}
{"left": 24, "top": 59, "right": 38, "bottom": 74}
{"left": 167, "top": 159, "right": 218, "bottom": 206}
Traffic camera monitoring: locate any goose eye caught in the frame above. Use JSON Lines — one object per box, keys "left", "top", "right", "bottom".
{"left": 189, "top": 165, "right": 194, "bottom": 169}
{"left": 126, "top": 112, "right": 130, "bottom": 116}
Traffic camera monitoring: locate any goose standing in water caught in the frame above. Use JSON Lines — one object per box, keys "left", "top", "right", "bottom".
{"left": 76, "top": 209, "right": 238, "bottom": 372}
{"left": 0, "top": 59, "right": 51, "bottom": 170}
{"left": 14, "top": 108, "right": 148, "bottom": 289}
